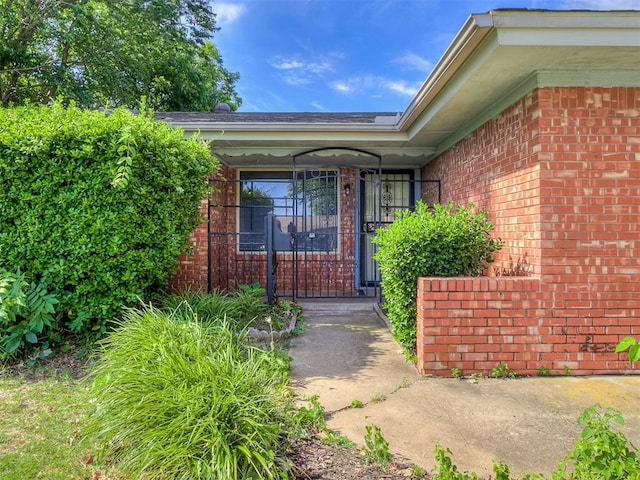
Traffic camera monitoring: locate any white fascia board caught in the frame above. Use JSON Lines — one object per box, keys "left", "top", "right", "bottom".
{"left": 497, "top": 28, "right": 640, "bottom": 47}
{"left": 191, "top": 129, "right": 410, "bottom": 144}
{"left": 489, "top": 10, "right": 640, "bottom": 29}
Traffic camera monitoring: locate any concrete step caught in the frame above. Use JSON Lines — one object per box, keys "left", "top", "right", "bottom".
{"left": 296, "top": 299, "right": 378, "bottom": 314}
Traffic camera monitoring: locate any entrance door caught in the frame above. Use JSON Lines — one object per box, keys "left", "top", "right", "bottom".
{"left": 360, "top": 171, "right": 414, "bottom": 286}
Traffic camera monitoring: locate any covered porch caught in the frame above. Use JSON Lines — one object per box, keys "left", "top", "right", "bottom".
{"left": 206, "top": 146, "right": 440, "bottom": 301}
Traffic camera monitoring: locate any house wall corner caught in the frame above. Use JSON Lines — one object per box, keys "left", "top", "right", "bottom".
{"left": 417, "top": 86, "right": 640, "bottom": 376}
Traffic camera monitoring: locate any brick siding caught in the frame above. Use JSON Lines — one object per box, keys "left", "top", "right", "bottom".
{"left": 167, "top": 198, "right": 209, "bottom": 292}
{"left": 418, "top": 86, "right": 640, "bottom": 376}
{"left": 168, "top": 164, "right": 237, "bottom": 293}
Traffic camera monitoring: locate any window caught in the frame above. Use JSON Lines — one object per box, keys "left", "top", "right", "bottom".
{"left": 239, "top": 170, "right": 338, "bottom": 251}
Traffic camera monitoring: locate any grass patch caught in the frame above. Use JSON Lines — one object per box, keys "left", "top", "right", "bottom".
{"left": 0, "top": 374, "right": 95, "bottom": 480}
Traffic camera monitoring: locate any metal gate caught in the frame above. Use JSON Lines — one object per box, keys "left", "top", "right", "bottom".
{"left": 207, "top": 156, "right": 440, "bottom": 303}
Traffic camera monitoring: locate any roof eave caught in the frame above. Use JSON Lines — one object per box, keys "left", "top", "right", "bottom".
{"left": 397, "top": 13, "right": 494, "bottom": 131}
{"left": 176, "top": 122, "right": 402, "bottom": 135}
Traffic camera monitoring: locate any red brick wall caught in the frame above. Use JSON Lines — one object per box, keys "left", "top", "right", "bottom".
{"left": 168, "top": 164, "right": 236, "bottom": 293}
{"left": 168, "top": 197, "right": 209, "bottom": 292}
{"left": 418, "top": 86, "right": 640, "bottom": 376}
{"left": 421, "top": 90, "right": 542, "bottom": 274}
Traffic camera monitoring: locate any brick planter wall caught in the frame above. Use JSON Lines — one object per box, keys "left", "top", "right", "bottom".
{"left": 417, "top": 277, "right": 638, "bottom": 376}
{"left": 418, "top": 86, "right": 640, "bottom": 376}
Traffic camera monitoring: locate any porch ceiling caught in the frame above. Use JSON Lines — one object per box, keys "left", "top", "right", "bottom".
{"left": 156, "top": 10, "right": 640, "bottom": 168}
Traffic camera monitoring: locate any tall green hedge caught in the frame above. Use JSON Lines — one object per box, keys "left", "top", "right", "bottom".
{"left": 0, "top": 103, "right": 217, "bottom": 344}
{"left": 373, "top": 202, "right": 502, "bottom": 352}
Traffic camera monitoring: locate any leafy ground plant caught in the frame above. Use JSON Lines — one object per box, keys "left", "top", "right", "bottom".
{"left": 432, "top": 445, "right": 478, "bottom": 480}
{"left": 86, "top": 305, "right": 290, "bottom": 480}
{"left": 491, "top": 362, "right": 516, "bottom": 379}
{"left": 364, "top": 424, "right": 393, "bottom": 470}
{"left": 552, "top": 404, "right": 640, "bottom": 479}
{"left": 616, "top": 336, "right": 640, "bottom": 364}
{"left": 290, "top": 394, "right": 327, "bottom": 436}
{"left": 0, "top": 269, "right": 58, "bottom": 358}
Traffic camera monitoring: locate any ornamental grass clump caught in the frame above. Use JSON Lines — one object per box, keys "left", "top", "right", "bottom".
{"left": 161, "top": 288, "right": 246, "bottom": 329}
{"left": 86, "top": 305, "right": 290, "bottom": 480}
{"left": 373, "top": 201, "right": 502, "bottom": 352}
{"left": 161, "top": 283, "right": 270, "bottom": 332}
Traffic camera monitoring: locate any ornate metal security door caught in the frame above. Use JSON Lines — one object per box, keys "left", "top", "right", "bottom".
{"left": 360, "top": 171, "right": 413, "bottom": 286}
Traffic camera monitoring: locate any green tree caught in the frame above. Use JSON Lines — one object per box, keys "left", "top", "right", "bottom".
{"left": 0, "top": 0, "right": 241, "bottom": 110}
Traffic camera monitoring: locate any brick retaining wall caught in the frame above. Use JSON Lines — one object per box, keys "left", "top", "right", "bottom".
{"left": 417, "top": 276, "right": 638, "bottom": 376}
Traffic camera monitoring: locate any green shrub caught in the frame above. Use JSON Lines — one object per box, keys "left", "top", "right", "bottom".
{"left": 553, "top": 404, "right": 640, "bottom": 479}
{"left": 373, "top": 202, "right": 502, "bottom": 351}
{"left": 87, "top": 305, "right": 289, "bottom": 480}
{"left": 0, "top": 269, "right": 58, "bottom": 358}
{"left": 0, "top": 103, "right": 216, "bottom": 344}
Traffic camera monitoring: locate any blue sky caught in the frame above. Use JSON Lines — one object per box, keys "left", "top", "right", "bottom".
{"left": 212, "top": 0, "right": 638, "bottom": 112}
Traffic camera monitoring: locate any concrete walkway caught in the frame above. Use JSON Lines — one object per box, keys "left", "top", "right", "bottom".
{"left": 288, "top": 301, "right": 640, "bottom": 477}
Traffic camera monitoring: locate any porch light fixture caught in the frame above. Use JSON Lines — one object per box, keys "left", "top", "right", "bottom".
{"left": 344, "top": 183, "right": 351, "bottom": 196}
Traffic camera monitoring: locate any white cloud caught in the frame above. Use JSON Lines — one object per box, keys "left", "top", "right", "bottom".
{"left": 311, "top": 101, "right": 327, "bottom": 111}
{"left": 214, "top": 3, "right": 245, "bottom": 26}
{"left": 270, "top": 56, "right": 334, "bottom": 74}
{"left": 281, "top": 74, "right": 312, "bottom": 86}
{"left": 332, "top": 81, "right": 353, "bottom": 93}
{"left": 269, "top": 54, "right": 338, "bottom": 87}
{"left": 331, "top": 76, "right": 420, "bottom": 97}
{"left": 384, "top": 80, "right": 421, "bottom": 96}
{"left": 272, "top": 59, "right": 305, "bottom": 70}
{"left": 561, "top": 0, "right": 640, "bottom": 8}
{"left": 306, "top": 61, "right": 334, "bottom": 74}
{"left": 393, "top": 52, "right": 433, "bottom": 72}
